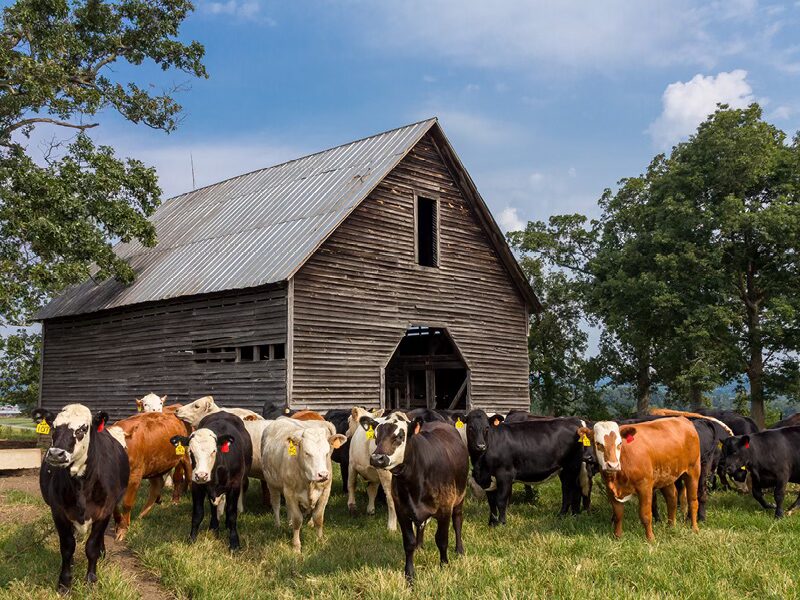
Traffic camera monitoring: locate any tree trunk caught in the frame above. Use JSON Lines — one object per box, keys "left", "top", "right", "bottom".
{"left": 689, "top": 383, "right": 704, "bottom": 410}
{"left": 749, "top": 354, "right": 766, "bottom": 429}
{"left": 635, "top": 361, "right": 651, "bottom": 416}
{"left": 745, "top": 262, "right": 766, "bottom": 429}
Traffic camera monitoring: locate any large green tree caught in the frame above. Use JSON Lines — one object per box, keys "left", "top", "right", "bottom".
{"left": 0, "top": 0, "right": 206, "bottom": 408}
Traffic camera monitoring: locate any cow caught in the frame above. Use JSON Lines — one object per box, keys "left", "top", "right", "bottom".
{"left": 465, "top": 410, "right": 590, "bottom": 524}
{"left": 261, "top": 417, "right": 346, "bottom": 552}
{"left": 325, "top": 409, "right": 355, "bottom": 493}
{"left": 32, "top": 405, "right": 129, "bottom": 593}
{"left": 694, "top": 408, "right": 760, "bottom": 435}
{"left": 360, "top": 415, "right": 468, "bottom": 584}
{"left": 771, "top": 412, "right": 800, "bottom": 429}
{"left": 110, "top": 412, "right": 192, "bottom": 540}
{"left": 169, "top": 411, "right": 252, "bottom": 550}
{"left": 135, "top": 393, "right": 168, "bottom": 413}
{"left": 130, "top": 394, "right": 189, "bottom": 492}
{"left": 579, "top": 417, "right": 701, "bottom": 541}
{"left": 347, "top": 408, "right": 408, "bottom": 530}
{"left": 176, "top": 395, "right": 263, "bottom": 427}
{"left": 720, "top": 426, "right": 800, "bottom": 518}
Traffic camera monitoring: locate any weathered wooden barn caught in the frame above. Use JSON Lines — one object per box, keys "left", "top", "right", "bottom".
{"left": 37, "top": 119, "right": 539, "bottom": 418}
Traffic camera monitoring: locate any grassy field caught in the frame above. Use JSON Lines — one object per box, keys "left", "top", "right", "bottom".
{"left": 1, "top": 470, "right": 799, "bottom": 599}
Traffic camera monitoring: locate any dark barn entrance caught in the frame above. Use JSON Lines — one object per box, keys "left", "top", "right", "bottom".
{"left": 383, "top": 327, "right": 470, "bottom": 411}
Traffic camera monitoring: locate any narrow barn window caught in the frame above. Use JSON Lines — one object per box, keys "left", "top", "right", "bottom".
{"left": 258, "top": 345, "right": 271, "bottom": 360}
{"left": 416, "top": 196, "right": 439, "bottom": 267}
{"left": 273, "top": 343, "right": 286, "bottom": 360}
{"left": 237, "top": 346, "right": 254, "bottom": 362}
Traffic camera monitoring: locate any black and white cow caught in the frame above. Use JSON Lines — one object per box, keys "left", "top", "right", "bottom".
{"left": 720, "top": 425, "right": 800, "bottom": 518}
{"left": 170, "top": 411, "right": 252, "bottom": 550}
{"left": 32, "top": 404, "right": 129, "bottom": 593}
{"left": 466, "top": 411, "right": 591, "bottom": 525}
{"left": 360, "top": 415, "right": 468, "bottom": 584}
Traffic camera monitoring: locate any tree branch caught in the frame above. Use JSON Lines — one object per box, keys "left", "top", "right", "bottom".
{"left": 1, "top": 118, "right": 99, "bottom": 139}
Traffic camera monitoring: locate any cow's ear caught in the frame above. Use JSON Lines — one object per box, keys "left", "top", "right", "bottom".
{"left": 329, "top": 433, "right": 347, "bottom": 449}
{"left": 93, "top": 411, "right": 110, "bottom": 433}
{"left": 619, "top": 425, "right": 637, "bottom": 444}
{"left": 741, "top": 435, "right": 750, "bottom": 449}
{"left": 135, "top": 399, "right": 144, "bottom": 412}
{"left": 31, "top": 408, "right": 55, "bottom": 426}
{"left": 359, "top": 416, "right": 379, "bottom": 431}
{"left": 160, "top": 395, "right": 168, "bottom": 403}
{"left": 490, "top": 414, "right": 504, "bottom": 427}
{"left": 577, "top": 426, "right": 592, "bottom": 442}
{"left": 170, "top": 435, "right": 190, "bottom": 447}
{"left": 411, "top": 416, "right": 424, "bottom": 436}
{"left": 217, "top": 434, "right": 234, "bottom": 453}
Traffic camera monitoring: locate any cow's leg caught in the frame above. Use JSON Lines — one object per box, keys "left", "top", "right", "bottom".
{"left": 773, "top": 480, "right": 787, "bottom": 518}
{"left": 398, "top": 511, "right": 416, "bottom": 584}
{"left": 172, "top": 456, "right": 190, "bottom": 502}
{"left": 435, "top": 515, "right": 450, "bottom": 566}
{"left": 209, "top": 494, "right": 221, "bottom": 534}
{"left": 238, "top": 479, "right": 246, "bottom": 514}
{"left": 452, "top": 498, "right": 465, "bottom": 556}
{"left": 683, "top": 467, "right": 700, "bottom": 533}
{"left": 115, "top": 469, "right": 142, "bottom": 541}
{"left": 85, "top": 515, "right": 110, "bottom": 585}
{"left": 751, "top": 484, "right": 776, "bottom": 510}
{"left": 366, "top": 481, "right": 379, "bottom": 515}
{"left": 486, "top": 490, "right": 500, "bottom": 526}
{"left": 225, "top": 488, "right": 241, "bottom": 550}
{"left": 651, "top": 489, "right": 661, "bottom": 523}
{"left": 377, "top": 470, "right": 397, "bottom": 531}
{"left": 661, "top": 484, "right": 677, "bottom": 526}
{"left": 415, "top": 518, "right": 427, "bottom": 549}
{"left": 637, "top": 487, "right": 655, "bottom": 541}
{"left": 189, "top": 485, "right": 205, "bottom": 542}
{"left": 269, "top": 484, "right": 282, "bottom": 527}
{"left": 260, "top": 480, "right": 271, "bottom": 507}
{"left": 287, "top": 498, "right": 303, "bottom": 553}
{"left": 524, "top": 485, "right": 534, "bottom": 502}
{"left": 311, "top": 484, "right": 331, "bottom": 541}
{"left": 495, "top": 474, "right": 512, "bottom": 525}
{"left": 139, "top": 476, "right": 165, "bottom": 519}
{"left": 695, "top": 462, "right": 708, "bottom": 522}
{"left": 608, "top": 490, "right": 624, "bottom": 538}
{"left": 787, "top": 489, "right": 800, "bottom": 513}
{"left": 340, "top": 453, "right": 350, "bottom": 494}
{"left": 53, "top": 514, "right": 76, "bottom": 593}
{"left": 347, "top": 465, "right": 358, "bottom": 516}
{"left": 558, "top": 471, "right": 571, "bottom": 516}
{"left": 580, "top": 463, "right": 592, "bottom": 513}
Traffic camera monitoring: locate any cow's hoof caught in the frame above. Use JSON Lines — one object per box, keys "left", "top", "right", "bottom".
{"left": 85, "top": 572, "right": 98, "bottom": 585}
{"left": 114, "top": 529, "right": 127, "bottom": 542}
{"left": 366, "top": 508, "right": 375, "bottom": 516}
{"left": 348, "top": 504, "right": 357, "bottom": 517}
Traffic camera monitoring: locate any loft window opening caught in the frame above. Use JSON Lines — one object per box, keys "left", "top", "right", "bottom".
{"left": 416, "top": 196, "right": 438, "bottom": 267}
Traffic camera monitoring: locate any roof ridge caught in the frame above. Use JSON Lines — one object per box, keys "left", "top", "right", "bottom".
{"left": 165, "top": 117, "right": 438, "bottom": 203}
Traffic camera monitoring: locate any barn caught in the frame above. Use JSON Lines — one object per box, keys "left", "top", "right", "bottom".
{"left": 36, "top": 118, "right": 540, "bottom": 419}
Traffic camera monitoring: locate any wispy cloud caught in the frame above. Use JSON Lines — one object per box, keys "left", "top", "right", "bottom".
{"left": 497, "top": 206, "right": 525, "bottom": 232}
{"left": 201, "top": 0, "right": 274, "bottom": 23}
{"left": 647, "top": 70, "right": 755, "bottom": 148}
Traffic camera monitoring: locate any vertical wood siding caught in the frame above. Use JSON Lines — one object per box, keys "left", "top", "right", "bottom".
{"left": 292, "top": 133, "right": 530, "bottom": 413}
{"left": 40, "top": 284, "right": 287, "bottom": 419}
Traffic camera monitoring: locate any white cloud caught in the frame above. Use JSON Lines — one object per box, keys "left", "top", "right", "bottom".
{"left": 567, "top": 167, "right": 577, "bottom": 178}
{"left": 770, "top": 105, "right": 794, "bottom": 120}
{"left": 202, "top": 0, "right": 273, "bottom": 22}
{"left": 647, "top": 70, "right": 755, "bottom": 148}
{"left": 464, "top": 83, "right": 480, "bottom": 93}
{"left": 529, "top": 172, "right": 544, "bottom": 186}
{"left": 498, "top": 207, "right": 525, "bottom": 232}
{"left": 356, "top": 1, "right": 762, "bottom": 71}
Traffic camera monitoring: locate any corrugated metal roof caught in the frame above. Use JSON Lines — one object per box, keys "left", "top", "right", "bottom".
{"left": 37, "top": 119, "right": 437, "bottom": 319}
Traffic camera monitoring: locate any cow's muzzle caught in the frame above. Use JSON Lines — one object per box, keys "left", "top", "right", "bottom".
{"left": 475, "top": 443, "right": 487, "bottom": 452}
{"left": 602, "top": 461, "right": 621, "bottom": 472}
{"left": 193, "top": 471, "right": 210, "bottom": 483}
{"left": 44, "top": 448, "right": 71, "bottom": 467}
{"left": 370, "top": 453, "right": 390, "bottom": 469}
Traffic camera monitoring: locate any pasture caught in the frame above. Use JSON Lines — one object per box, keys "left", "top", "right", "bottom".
{"left": 1, "top": 470, "right": 798, "bottom": 599}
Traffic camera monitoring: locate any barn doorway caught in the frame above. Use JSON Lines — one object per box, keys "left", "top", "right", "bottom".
{"left": 383, "top": 327, "right": 470, "bottom": 411}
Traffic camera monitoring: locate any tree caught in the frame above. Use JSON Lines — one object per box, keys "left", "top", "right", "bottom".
{"left": 0, "top": 0, "right": 206, "bottom": 409}
{"left": 661, "top": 104, "right": 800, "bottom": 427}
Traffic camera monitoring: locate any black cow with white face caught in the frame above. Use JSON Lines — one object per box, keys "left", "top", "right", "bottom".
{"left": 170, "top": 411, "right": 252, "bottom": 550}
{"left": 720, "top": 426, "right": 800, "bottom": 518}
{"left": 32, "top": 404, "right": 129, "bottom": 593}
{"left": 360, "top": 415, "right": 468, "bottom": 584}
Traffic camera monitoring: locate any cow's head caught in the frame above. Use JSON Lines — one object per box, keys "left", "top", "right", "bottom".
{"left": 170, "top": 429, "right": 233, "bottom": 484}
{"left": 136, "top": 393, "right": 167, "bottom": 413}
{"left": 589, "top": 421, "right": 636, "bottom": 473}
{"left": 720, "top": 435, "right": 751, "bottom": 483}
{"left": 34, "top": 404, "right": 108, "bottom": 476}
{"left": 286, "top": 427, "right": 346, "bottom": 483}
{"left": 175, "top": 395, "right": 216, "bottom": 427}
{"left": 576, "top": 426, "right": 597, "bottom": 469}
{"left": 464, "top": 409, "right": 503, "bottom": 456}
{"left": 362, "top": 413, "right": 413, "bottom": 470}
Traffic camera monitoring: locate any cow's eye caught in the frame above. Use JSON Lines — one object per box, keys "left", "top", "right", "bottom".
{"left": 596, "top": 443, "right": 604, "bottom": 450}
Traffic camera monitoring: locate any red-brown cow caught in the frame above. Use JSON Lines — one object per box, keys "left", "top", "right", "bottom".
{"left": 578, "top": 417, "right": 701, "bottom": 541}
{"left": 110, "top": 412, "right": 192, "bottom": 540}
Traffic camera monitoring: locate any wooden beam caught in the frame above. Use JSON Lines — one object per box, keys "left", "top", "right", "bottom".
{"left": 448, "top": 376, "right": 469, "bottom": 410}
{"left": 426, "top": 369, "right": 435, "bottom": 409}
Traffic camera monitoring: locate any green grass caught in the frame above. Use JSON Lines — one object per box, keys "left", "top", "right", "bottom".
{"left": 0, "top": 417, "right": 37, "bottom": 442}
{"left": 2, "top": 472, "right": 799, "bottom": 599}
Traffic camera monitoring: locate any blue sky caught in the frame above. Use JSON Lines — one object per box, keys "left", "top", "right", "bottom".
{"left": 81, "top": 0, "right": 800, "bottom": 235}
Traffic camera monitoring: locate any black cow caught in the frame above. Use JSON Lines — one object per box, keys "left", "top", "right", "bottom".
{"left": 170, "top": 411, "right": 252, "bottom": 550}
{"left": 325, "top": 409, "right": 353, "bottom": 493}
{"left": 771, "top": 412, "right": 800, "bottom": 429}
{"left": 695, "top": 408, "right": 760, "bottom": 435}
{"left": 360, "top": 415, "right": 468, "bottom": 584}
{"left": 720, "top": 426, "right": 800, "bottom": 518}
{"left": 263, "top": 400, "right": 293, "bottom": 420}
{"left": 32, "top": 404, "right": 130, "bottom": 593}
{"left": 466, "top": 410, "right": 591, "bottom": 525}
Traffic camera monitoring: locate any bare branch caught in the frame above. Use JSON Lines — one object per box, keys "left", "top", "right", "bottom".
{"left": 1, "top": 118, "right": 99, "bottom": 140}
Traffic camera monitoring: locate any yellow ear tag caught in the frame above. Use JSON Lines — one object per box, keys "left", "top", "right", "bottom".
{"left": 366, "top": 425, "right": 375, "bottom": 440}
{"left": 35, "top": 420, "right": 50, "bottom": 435}
{"left": 175, "top": 443, "right": 185, "bottom": 456}
{"left": 580, "top": 434, "right": 590, "bottom": 447}
{"left": 137, "top": 405, "right": 143, "bottom": 412}
{"left": 717, "top": 441, "right": 723, "bottom": 450}
{"left": 740, "top": 466, "right": 747, "bottom": 471}
{"left": 455, "top": 419, "right": 464, "bottom": 429}
{"left": 288, "top": 440, "right": 297, "bottom": 456}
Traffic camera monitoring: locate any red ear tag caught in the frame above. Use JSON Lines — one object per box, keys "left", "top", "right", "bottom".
{"left": 625, "top": 434, "right": 634, "bottom": 444}
{"left": 220, "top": 440, "right": 230, "bottom": 453}
{"left": 97, "top": 421, "right": 105, "bottom": 433}
{"left": 744, "top": 441, "right": 750, "bottom": 449}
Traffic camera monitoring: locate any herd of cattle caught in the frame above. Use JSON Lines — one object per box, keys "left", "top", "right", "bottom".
{"left": 29, "top": 395, "right": 800, "bottom": 592}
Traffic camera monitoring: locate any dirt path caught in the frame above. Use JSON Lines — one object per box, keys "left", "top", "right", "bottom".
{"left": 1, "top": 472, "right": 174, "bottom": 600}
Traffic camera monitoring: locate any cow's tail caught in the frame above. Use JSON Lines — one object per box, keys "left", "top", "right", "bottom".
{"left": 648, "top": 408, "right": 734, "bottom": 436}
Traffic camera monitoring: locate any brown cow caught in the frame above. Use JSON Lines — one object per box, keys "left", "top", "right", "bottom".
{"left": 292, "top": 410, "right": 325, "bottom": 422}
{"left": 578, "top": 417, "right": 701, "bottom": 541}
{"left": 109, "top": 412, "right": 192, "bottom": 540}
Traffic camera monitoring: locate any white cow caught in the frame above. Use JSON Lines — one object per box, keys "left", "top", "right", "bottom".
{"left": 176, "top": 396, "right": 263, "bottom": 428}
{"left": 135, "top": 393, "right": 167, "bottom": 413}
{"left": 347, "top": 408, "right": 409, "bottom": 530}
{"left": 261, "top": 418, "right": 346, "bottom": 553}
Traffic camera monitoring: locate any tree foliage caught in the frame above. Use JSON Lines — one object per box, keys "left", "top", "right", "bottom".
{"left": 0, "top": 0, "right": 206, "bottom": 409}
